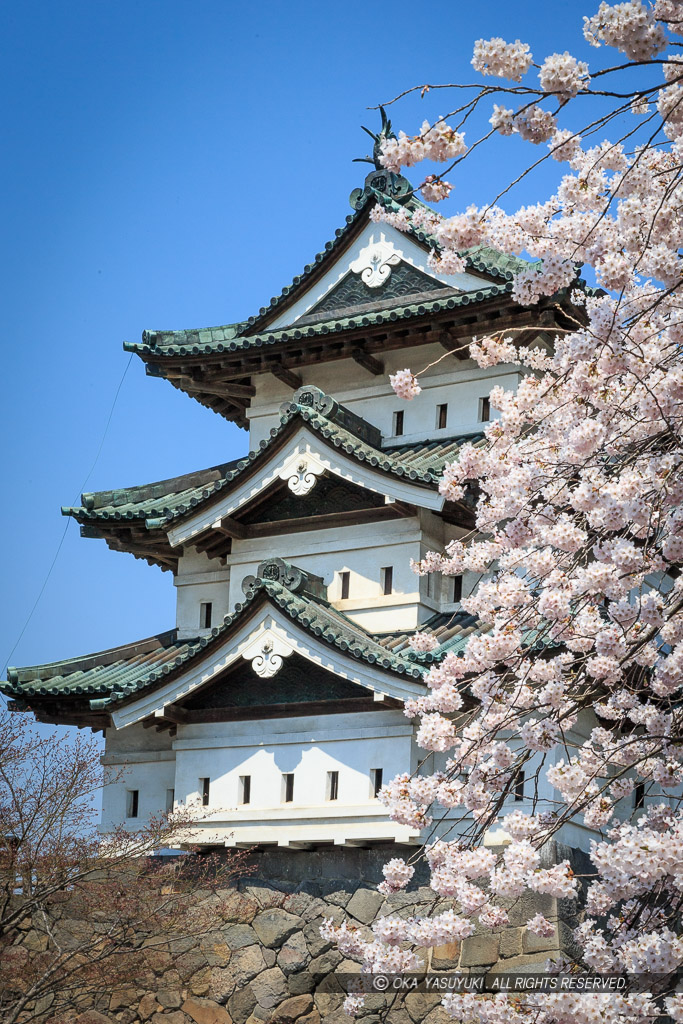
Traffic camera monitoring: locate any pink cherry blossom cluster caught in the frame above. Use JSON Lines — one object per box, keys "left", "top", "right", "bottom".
{"left": 339, "top": 3, "right": 683, "bottom": 1017}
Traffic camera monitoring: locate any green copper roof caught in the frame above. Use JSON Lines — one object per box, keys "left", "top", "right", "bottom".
{"left": 2, "top": 578, "right": 487, "bottom": 714}
{"left": 124, "top": 280, "right": 513, "bottom": 360}
{"left": 2, "top": 581, "right": 431, "bottom": 708}
{"left": 62, "top": 388, "right": 483, "bottom": 536}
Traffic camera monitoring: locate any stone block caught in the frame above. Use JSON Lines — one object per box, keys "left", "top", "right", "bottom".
{"left": 277, "top": 931, "right": 310, "bottom": 975}
{"left": 23, "top": 929, "right": 49, "bottom": 952}
{"left": 181, "top": 997, "right": 232, "bottom": 1024}
{"left": 227, "top": 985, "right": 257, "bottom": 1024}
{"left": 151, "top": 1014, "right": 187, "bottom": 1024}
{"left": 208, "top": 945, "right": 266, "bottom": 999}
{"left": 252, "top": 909, "right": 303, "bottom": 948}
{"left": 217, "top": 891, "right": 259, "bottom": 924}
{"left": 404, "top": 992, "right": 442, "bottom": 1023}
{"left": 189, "top": 968, "right": 211, "bottom": 997}
{"left": 430, "top": 940, "right": 460, "bottom": 970}
{"left": 307, "top": 949, "right": 343, "bottom": 979}
{"left": 109, "top": 988, "right": 137, "bottom": 1013}
{"left": 157, "top": 990, "right": 183, "bottom": 1010}
{"left": 250, "top": 966, "right": 288, "bottom": 1010}
{"left": 263, "top": 948, "right": 277, "bottom": 968}
{"left": 297, "top": 1012, "right": 321, "bottom": 1024}
{"left": 287, "top": 971, "right": 315, "bottom": 996}
{"left": 224, "top": 925, "right": 257, "bottom": 950}
{"left": 460, "top": 934, "right": 500, "bottom": 967}
{"left": 424, "top": 1006, "right": 454, "bottom": 1024}
{"left": 75, "top": 1014, "right": 115, "bottom": 1024}
{"left": 345, "top": 888, "right": 384, "bottom": 925}
{"left": 508, "top": 892, "right": 556, "bottom": 928}
{"left": 499, "top": 928, "right": 523, "bottom": 959}
{"left": 522, "top": 924, "right": 559, "bottom": 955}
{"left": 138, "top": 995, "right": 159, "bottom": 1021}
{"left": 175, "top": 951, "right": 209, "bottom": 981}
{"left": 486, "top": 953, "right": 550, "bottom": 974}
{"left": 270, "top": 994, "right": 314, "bottom": 1022}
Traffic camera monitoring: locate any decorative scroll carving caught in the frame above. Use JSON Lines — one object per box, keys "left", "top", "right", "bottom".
{"left": 349, "top": 238, "right": 401, "bottom": 289}
{"left": 241, "top": 558, "right": 327, "bottom": 601}
{"left": 286, "top": 459, "right": 320, "bottom": 496}
{"left": 250, "top": 638, "right": 284, "bottom": 679}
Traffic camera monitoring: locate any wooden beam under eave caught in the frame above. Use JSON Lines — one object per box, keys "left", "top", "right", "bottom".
{"left": 269, "top": 364, "right": 302, "bottom": 390}
{"left": 351, "top": 348, "right": 384, "bottom": 376}
{"left": 213, "top": 515, "right": 247, "bottom": 540}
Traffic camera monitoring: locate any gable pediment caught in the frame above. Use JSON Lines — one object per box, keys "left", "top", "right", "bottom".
{"left": 166, "top": 423, "right": 444, "bottom": 549}
{"left": 267, "top": 221, "right": 490, "bottom": 330}
{"left": 110, "top": 602, "right": 426, "bottom": 729}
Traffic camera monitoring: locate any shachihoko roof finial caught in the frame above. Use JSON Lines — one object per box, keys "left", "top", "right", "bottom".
{"left": 349, "top": 107, "right": 413, "bottom": 211}
{"left": 353, "top": 106, "right": 396, "bottom": 170}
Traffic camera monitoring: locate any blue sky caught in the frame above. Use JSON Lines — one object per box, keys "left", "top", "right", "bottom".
{"left": 1, "top": 1, "right": 615, "bottom": 678}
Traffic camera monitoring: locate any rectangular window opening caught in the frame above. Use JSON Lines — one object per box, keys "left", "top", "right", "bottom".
{"left": 437, "top": 403, "right": 448, "bottom": 430}
{"left": 634, "top": 782, "right": 645, "bottom": 809}
{"left": 200, "top": 777, "right": 210, "bottom": 807}
{"left": 200, "top": 602, "right": 213, "bottom": 629}
{"left": 452, "top": 575, "right": 463, "bottom": 603}
{"left": 393, "top": 410, "right": 404, "bottom": 437}
{"left": 165, "top": 788, "right": 174, "bottom": 814}
{"left": 340, "top": 571, "right": 350, "bottom": 601}
{"left": 327, "top": 771, "right": 339, "bottom": 801}
{"left": 126, "top": 790, "right": 139, "bottom": 819}
{"left": 381, "top": 566, "right": 393, "bottom": 596}
{"left": 426, "top": 572, "right": 433, "bottom": 598}
{"left": 239, "top": 775, "right": 251, "bottom": 805}
{"left": 283, "top": 773, "right": 294, "bottom": 803}
{"left": 514, "top": 770, "right": 525, "bottom": 802}
{"left": 371, "top": 768, "right": 384, "bottom": 798}
{"left": 479, "top": 396, "right": 491, "bottom": 422}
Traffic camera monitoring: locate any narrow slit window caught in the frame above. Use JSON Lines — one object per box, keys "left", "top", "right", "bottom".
{"left": 381, "top": 566, "right": 393, "bottom": 596}
{"left": 340, "top": 571, "right": 350, "bottom": 601}
{"left": 393, "top": 410, "right": 404, "bottom": 436}
{"left": 200, "top": 602, "right": 212, "bottom": 629}
{"left": 371, "top": 768, "right": 384, "bottom": 798}
{"left": 479, "top": 396, "right": 491, "bottom": 422}
{"left": 437, "top": 403, "right": 448, "bottom": 430}
{"left": 327, "top": 771, "right": 339, "bottom": 801}
{"left": 200, "top": 777, "right": 210, "bottom": 807}
{"left": 165, "top": 788, "right": 174, "bottom": 813}
{"left": 634, "top": 782, "right": 645, "bottom": 809}
{"left": 426, "top": 572, "right": 433, "bottom": 598}
{"left": 126, "top": 790, "right": 139, "bottom": 819}
{"left": 283, "top": 773, "right": 294, "bottom": 803}
{"left": 514, "top": 769, "right": 525, "bottom": 802}
{"left": 452, "top": 575, "right": 463, "bottom": 603}
{"left": 239, "top": 775, "right": 251, "bottom": 805}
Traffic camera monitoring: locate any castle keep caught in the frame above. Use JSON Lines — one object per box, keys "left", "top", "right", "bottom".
{"left": 2, "top": 149, "right": 577, "bottom": 855}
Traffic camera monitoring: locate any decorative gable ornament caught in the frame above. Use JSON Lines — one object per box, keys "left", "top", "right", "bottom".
{"left": 348, "top": 236, "right": 401, "bottom": 289}
{"left": 239, "top": 625, "right": 294, "bottom": 679}
{"left": 285, "top": 459, "right": 320, "bottom": 496}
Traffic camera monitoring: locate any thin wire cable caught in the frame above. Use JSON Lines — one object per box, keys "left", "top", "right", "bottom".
{"left": 2, "top": 355, "right": 134, "bottom": 677}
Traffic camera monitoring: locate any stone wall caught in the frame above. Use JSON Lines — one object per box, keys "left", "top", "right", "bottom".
{"left": 13, "top": 844, "right": 584, "bottom": 1024}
